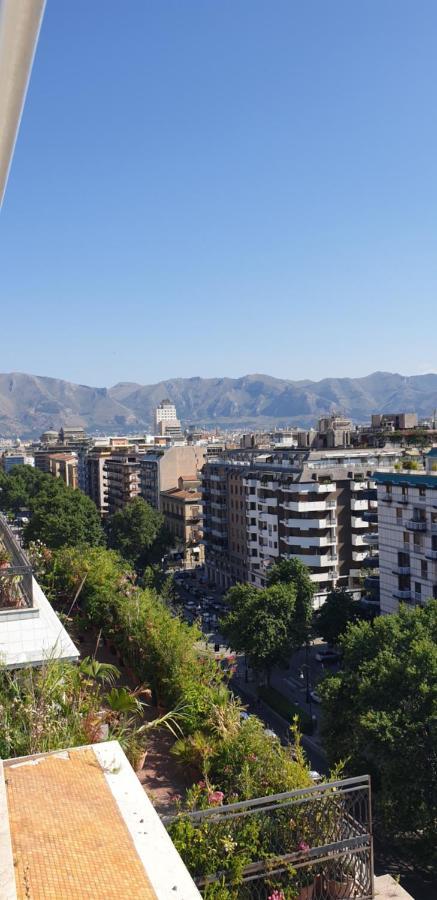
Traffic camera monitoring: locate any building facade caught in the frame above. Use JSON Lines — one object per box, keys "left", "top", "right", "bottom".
{"left": 374, "top": 470, "right": 437, "bottom": 614}
{"left": 202, "top": 448, "right": 398, "bottom": 604}
{"left": 160, "top": 478, "right": 204, "bottom": 568}
{"left": 47, "top": 452, "right": 78, "bottom": 489}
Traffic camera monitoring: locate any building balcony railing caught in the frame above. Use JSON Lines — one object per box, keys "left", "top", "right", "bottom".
{"left": 362, "top": 532, "right": 379, "bottom": 546}
{"left": 392, "top": 565, "right": 410, "bottom": 575}
{"left": 425, "top": 549, "right": 437, "bottom": 560}
{"left": 164, "top": 775, "right": 374, "bottom": 900}
{"left": 381, "top": 494, "right": 392, "bottom": 503}
{"left": 406, "top": 520, "right": 426, "bottom": 531}
{"left": 394, "top": 589, "right": 411, "bottom": 600}
{"left": 0, "top": 514, "right": 34, "bottom": 610}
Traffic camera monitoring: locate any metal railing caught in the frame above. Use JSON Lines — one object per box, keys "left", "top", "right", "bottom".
{"left": 164, "top": 776, "right": 373, "bottom": 899}
{"left": 0, "top": 513, "right": 34, "bottom": 608}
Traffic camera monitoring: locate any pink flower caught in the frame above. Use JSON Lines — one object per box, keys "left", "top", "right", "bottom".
{"left": 268, "top": 891, "right": 285, "bottom": 900}
{"left": 297, "top": 840, "right": 310, "bottom": 852}
{"left": 208, "top": 790, "right": 224, "bottom": 806}
{"left": 197, "top": 780, "right": 206, "bottom": 790}
{"left": 248, "top": 753, "right": 257, "bottom": 761}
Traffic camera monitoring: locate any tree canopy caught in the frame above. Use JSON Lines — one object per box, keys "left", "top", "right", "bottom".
{"left": 315, "top": 588, "right": 362, "bottom": 646}
{"left": 267, "top": 558, "right": 314, "bottom": 646}
{"left": 319, "top": 602, "right": 437, "bottom": 858}
{"left": 106, "top": 496, "right": 171, "bottom": 568}
{"left": 220, "top": 582, "right": 299, "bottom": 682}
{"left": 0, "top": 465, "right": 105, "bottom": 548}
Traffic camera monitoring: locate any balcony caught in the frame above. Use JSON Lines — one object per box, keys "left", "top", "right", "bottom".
{"left": 363, "top": 510, "right": 378, "bottom": 523}
{"left": 393, "top": 589, "right": 411, "bottom": 600}
{"left": 283, "top": 535, "right": 336, "bottom": 549}
{"left": 281, "top": 516, "right": 333, "bottom": 529}
{"left": 350, "top": 498, "right": 368, "bottom": 512}
{"left": 283, "top": 500, "right": 335, "bottom": 513}
{"left": 164, "top": 776, "right": 374, "bottom": 900}
{"left": 350, "top": 481, "right": 368, "bottom": 491}
{"left": 364, "top": 575, "right": 380, "bottom": 592}
{"left": 406, "top": 519, "right": 426, "bottom": 531}
{"left": 362, "top": 532, "right": 379, "bottom": 546}
{"left": 392, "top": 565, "right": 410, "bottom": 575}
{"left": 425, "top": 549, "right": 437, "bottom": 560}
{"left": 351, "top": 534, "right": 368, "bottom": 547}
{"left": 351, "top": 516, "right": 369, "bottom": 529}
{"left": 362, "top": 554, "right": 379, "bottom": 568}
{"left": 381, "top": 494, "right": 392, "bottom": 503}
{"left": 282, "top": 482, "right": 336, "bottom": 494}
{"left": 283, "top": 552, "right": 338, "bottom": 567}
{"left": 352, "top": 550, "right": 368, "bottom": 562}
{"left": 258, "top": 497, "right": 278, "bottom": 508}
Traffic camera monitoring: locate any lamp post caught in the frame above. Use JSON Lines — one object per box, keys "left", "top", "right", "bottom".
{"left": 300, "top": 641, "right": 312, "bottom": 715}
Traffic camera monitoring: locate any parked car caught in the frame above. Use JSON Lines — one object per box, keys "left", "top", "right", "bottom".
{"left": 310, "top": 690, "right": 322, "bottom": 704}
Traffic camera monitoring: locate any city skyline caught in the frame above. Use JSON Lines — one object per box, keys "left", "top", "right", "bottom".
{"left": 1, "top": 1, "right": 437, "bottom": 385}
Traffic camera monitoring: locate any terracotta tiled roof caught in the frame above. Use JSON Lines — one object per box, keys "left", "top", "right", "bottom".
{"left": 5, "top": 748, "right": 157, "bottom": 899}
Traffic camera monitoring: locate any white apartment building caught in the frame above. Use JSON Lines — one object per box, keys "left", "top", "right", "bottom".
{"left": 374, "top": 470, "right": 437, "bottom": 614}
{"left": 154, "top": 399, "right": 181, "bottom": 435}
{"left": 203, "top": 447, "right": 399, "bottom": 605}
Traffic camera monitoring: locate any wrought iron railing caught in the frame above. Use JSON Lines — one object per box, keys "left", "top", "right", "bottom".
{"left": 0, "top": 513, "right": 34, "bottom": 608}
{"left": 164, "top": 776, "right": 373, "bottom": 899}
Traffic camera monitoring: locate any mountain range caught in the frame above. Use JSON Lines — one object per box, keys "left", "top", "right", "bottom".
{"left": 0, "top": 371, "right": 436, "bottom": 437}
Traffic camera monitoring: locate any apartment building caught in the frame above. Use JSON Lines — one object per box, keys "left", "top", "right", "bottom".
{"left": 203, "top": 447, "right": 398, "bottom": 604}
{"left": 140, "top": 446, "right": 206, "bottom": 510}
{"left": 104, "top": 452, "right": 142, "bottom": 515}
{"left": 47, "top": 452, "right": 78, "bottom": 489}
{"left": 371, "top": 413, "right": 418, "bottom": 431}
{"left": 374, "top": 469, "right": 437, "bottom": 614}
{"left": 2, "top": 451, "right": 34, "bottom": 472}
{"left": 154, "top": 398, "right": 181, "bottom": 435}
{"left": 161, "top": 478, "right": 204, "bottom": 567}
{"left": 78, "top": 446, "right": 112, "bottom": 515}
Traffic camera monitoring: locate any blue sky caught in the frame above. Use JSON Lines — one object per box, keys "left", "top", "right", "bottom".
{"left": 1, "top": 0, "right": 437, "bottom": 387}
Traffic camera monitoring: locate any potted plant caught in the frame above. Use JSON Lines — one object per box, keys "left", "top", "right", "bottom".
{"left": 326, "top": 859, "right": 356, "bottom": 898}
{"left": 296, "top": 869, "right": 316, "bottom": 900}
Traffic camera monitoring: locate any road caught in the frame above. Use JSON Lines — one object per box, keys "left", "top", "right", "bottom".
{"left": 172, "top": 570, "right": 329, "bottom": 774}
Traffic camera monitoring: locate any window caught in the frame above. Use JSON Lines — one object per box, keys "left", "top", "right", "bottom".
{"left": 403, "top": 532, "right": 410, "bottom": 545}
{"left": 421, "top": 559, "right": 428, "bottom": 579}
{"left": 419, "top": 486, "right": 426, "bottom": 498}
{"left": 415, "top": 582, "right": 421, "bottom": 596}
{"left": 396, "top": 508, "right": 402, "bottom": 522}
{"left": 402, "top": 486, "right": 408, "bottom": 499}
{"left": 413, "top": 532, "right": 422, "bottom": 550}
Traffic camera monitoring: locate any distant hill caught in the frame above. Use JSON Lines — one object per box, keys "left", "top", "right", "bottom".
{"left": 0, "top": 370, "right": 436, "bottom": 437}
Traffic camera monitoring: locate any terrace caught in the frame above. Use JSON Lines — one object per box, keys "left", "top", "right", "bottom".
{"left": 164, "top": 775, "right": 374, "bottom": 899}
{"left": 0, "top": 514, "right": 34, "bottom": 611}
{"left": 0, "top": 513, "right": 78, "bottom": 669}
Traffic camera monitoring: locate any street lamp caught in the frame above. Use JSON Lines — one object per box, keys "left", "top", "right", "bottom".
{"left": 299, "top": 641, "right": 312, "bottom": 715}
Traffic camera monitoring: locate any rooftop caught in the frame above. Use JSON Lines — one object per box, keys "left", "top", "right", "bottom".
{"left": 374, "top": 471, "right": 437, "bottom": 489}
{"left": 0, "top": 741, "right": 200, "bottom": 899}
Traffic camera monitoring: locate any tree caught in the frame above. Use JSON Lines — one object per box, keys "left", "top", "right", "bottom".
{"left": 220, "top": 582, "right": 298, "bottom": 683}
{"left": 319, "top": 602, "right": 437, "bottom": 857}
{"left": 106, "top": 497, "right": 170, "bottom": 568}
{"left": 267, "top": 558, "right": 314, "bottom": 647}
{"left": 24, "top": 481, "right": 105, "bottom": 549}
{"left": 315, "top": 589, "right": 361, "bottom": 646}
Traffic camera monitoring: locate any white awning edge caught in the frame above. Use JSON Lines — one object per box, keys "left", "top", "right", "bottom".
{"left": 0, "top": 0, "right": 46, "bottom": 207}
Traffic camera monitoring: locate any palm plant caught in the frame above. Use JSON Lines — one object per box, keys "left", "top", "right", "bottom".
{"left": 79, "top": 656, "right": 119, "bottom": 686}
